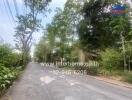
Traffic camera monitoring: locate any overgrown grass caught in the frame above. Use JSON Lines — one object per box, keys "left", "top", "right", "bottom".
{"left": 99, "top": 68, "right": 124, "bottom": 76}
{"left": 123, "top": 72, "right": 132, "bottom": 84}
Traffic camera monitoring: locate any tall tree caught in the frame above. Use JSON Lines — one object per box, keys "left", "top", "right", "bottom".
{"left": 110, "top": 3, "right": 132, "bottom": 71}
{"left": 14, "top": 0, "right": 51, "bottom": 64}
{"left": 14, "top": 15, "right": 40, "bottom": 64}
{"left": 23, "top": 0, "right": 52, "bottom": 42}
{"left": 78, "top": 0, "right": 118, "bottom": 52}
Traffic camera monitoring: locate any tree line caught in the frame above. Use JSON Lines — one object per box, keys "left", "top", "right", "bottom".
{"left": 35, "top": 0, "right": 131, "bottom": 69}
{"left": 34, "top": 0, "right": 132, "bottom": 83}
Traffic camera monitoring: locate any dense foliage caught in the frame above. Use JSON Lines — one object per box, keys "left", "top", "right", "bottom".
{"left": 77, "top": 0, "right": 132, "bottom": 71}
{"left": 100, "top": 48, "right": 122, "bottom": 70}
{"left": 78, "top": 0, "right": 114, "bottom": 51}
{"left": 0, "top": 65, "right": 21, "bottom": 95}
{"left": 0, "top": 45, "right": 20, "bottom": 67}
{"left": 34, "top": 0, "right": 132, "bottom": 82}
{"left": 0, "top": 44, "right": 22, "bottom": 95}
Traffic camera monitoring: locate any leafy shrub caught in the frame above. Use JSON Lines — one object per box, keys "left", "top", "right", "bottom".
{"left": 0, "top": 45, "right": 23, "bottom": 96}
{"left": 0, "top": 45, "right": 20, "bottom": 67}
{"left": 99, "top": 48, "right": 123, "bottom": 73}
{"left": 0, "top": 65, "right": 21, "bottom": 95}
{"left": 123, "top": 72, "right": 132, "bottom": 84}
{"left": 86, "top": 66, "right": 98, "bottom": 75}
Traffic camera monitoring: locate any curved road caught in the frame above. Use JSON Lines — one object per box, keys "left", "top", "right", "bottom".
{"left": 1, "top": 62, "right": 132, "bottom": 100}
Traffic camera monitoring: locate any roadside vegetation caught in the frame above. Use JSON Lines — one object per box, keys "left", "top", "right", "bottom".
{"left": 0, "top": 0, "right": 51, "bottom": 96}
{"left": 0, "top": 44, "right": 22, "bottom": 96}
{"left": 34, "top": 0, "right": 132, "bottom": 84}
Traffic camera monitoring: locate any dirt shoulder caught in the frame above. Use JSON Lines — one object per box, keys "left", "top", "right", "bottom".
{"left": 93, "top": 76, "right": 132, "bottom": 89}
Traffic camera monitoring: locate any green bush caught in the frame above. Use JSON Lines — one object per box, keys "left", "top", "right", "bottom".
{"left": 0, "top": 65, "right": 21, "bottom": 95}
{"left": 99, "top": 48, "right": 123, "bottom": 73}
{"left": 0, "top": 45, "right": 23, "bottom": 96}
{"left": 0, "top": 45, "right": 20, "bottom": 67}
{"left": 99, "top": 68, "right": 124, "bottom": 76}
{"left": 86, "top": 66, "right": 98, "bottom": 75}
{"left": 123, "top": 72, "right": 132, "bottom": 84}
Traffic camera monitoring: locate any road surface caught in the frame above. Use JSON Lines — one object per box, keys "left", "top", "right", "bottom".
{"left": 1, "top": 62, "right": 132, "bottom": 100}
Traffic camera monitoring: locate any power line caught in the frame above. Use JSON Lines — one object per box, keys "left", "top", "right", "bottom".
{"left": 2, "top": 0, "right": 14, "bottom": 25}
{"left": 5, "top": 0, "right": 16, "bottom": 23}
{"left": 13, "top": 0, "right": 19, "bottom": 16}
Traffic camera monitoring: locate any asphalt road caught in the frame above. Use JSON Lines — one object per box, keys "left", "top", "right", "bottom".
{"left": 1, "top": 62, "right": 132, "bottom": 100}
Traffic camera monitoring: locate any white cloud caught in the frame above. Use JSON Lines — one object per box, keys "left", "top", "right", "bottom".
{"left": 49, "top": 0, "right": 67, "bottom": 9}
{"left": 16, "top": 0, "right": 24, "bottom": 4}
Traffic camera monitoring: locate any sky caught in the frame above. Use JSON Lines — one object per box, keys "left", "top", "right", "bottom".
{"left": 0, "top": 0, "right": 67, "bottom": 56}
